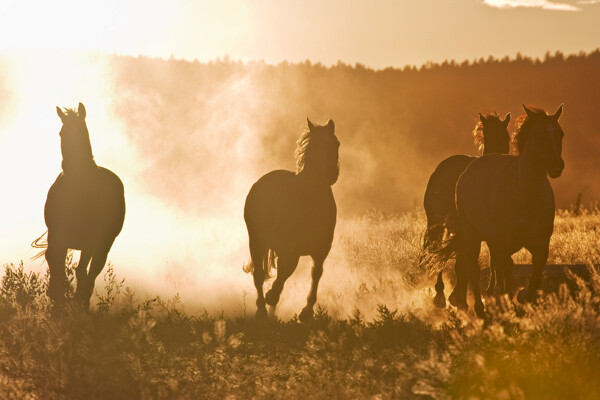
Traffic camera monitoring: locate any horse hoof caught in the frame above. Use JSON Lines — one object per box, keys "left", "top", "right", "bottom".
{"left": 517, "top": 288, "right": 528, "bottom": 304}
{"left": 474, "top": 302, "right": 486, "bottom": 319}
{"left": 448, "top": 292, "right": 467, "bottom": 311}
{"left": 299, "top": 308, "right": 313, "bottom": 323}
{"left": 256, "top": 307, "right": 268, "bottom": 320}
{"left": 265, "top": 290, "right": 279, "bottom": 307}
{"left": 433, "top": 293, "right": 447, "bottom": 309}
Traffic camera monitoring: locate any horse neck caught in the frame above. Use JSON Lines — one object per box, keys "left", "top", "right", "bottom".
{"left": 517, "top": 149, "right": 547, "bottom": 192}
{"left": 297, "top": 168, "right": 334, "bottom": 187}
{"left": 61, "top": 133, "right": 98, "bottom": 177}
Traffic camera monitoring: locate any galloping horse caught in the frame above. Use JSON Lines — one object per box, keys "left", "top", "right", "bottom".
{"left": 422, "top": 112, "right": 510, "bottom": 308}
{"left": 447, "top": 105, "right": 564, "bottom": 317}
{"left": 244, "top": 119, "right": 339, "bottom": 321}
{"left": 44, "top": 103, "right": 125, "bottom": 309}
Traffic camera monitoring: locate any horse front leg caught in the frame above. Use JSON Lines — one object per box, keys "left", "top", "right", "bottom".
{"left": 299, "top": 255, "right": 326, "bottom": 322}
{"left": 74, "top": 250, "right": 93, "bottom": 306}
{"left": 46, "top": 237, "right": 68, "bottom": 310}
{"left": 82, "top": 241, "right": 114, "bottom": 310}
{"left": 518, "top": 246, "right": 548, "bottom": 303}
{"left": 265, "top": 253, "right": 299, "bottom": 311}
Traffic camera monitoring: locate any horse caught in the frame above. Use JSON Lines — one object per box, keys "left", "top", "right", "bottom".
{"left": 421, "top": 112, "right": 510, "bottom": 308}
{"left": 446, "top": 104, "right": 564, "bottom": 317}
{"left": 43, "top": 103, "right": 125, "bottom": 310}
{"left": 244, "top": 118, "right": 339, "bottom": 321}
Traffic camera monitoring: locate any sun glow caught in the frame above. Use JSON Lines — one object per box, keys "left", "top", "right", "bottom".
{"left": 0, "top": 52, "right": 256, "bottom": 312}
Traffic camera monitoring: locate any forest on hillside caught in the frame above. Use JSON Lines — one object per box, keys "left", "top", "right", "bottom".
{"left": 29, "top": 51, "right": 600, "bottom": 215}
{"left": 104, "top": 50, "right": 599, "bottom": 216}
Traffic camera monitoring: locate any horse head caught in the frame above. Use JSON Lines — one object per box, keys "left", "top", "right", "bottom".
{"left": 521, "top": 104, "right": 565, "bottom": 179}
{"left": 476, "top": 112, "right": 511, "bottom": 154}
{"left": 56, "top": 102, "right": 95, "bottom": 174}
{"left": 297, "top": 118, "right": 340, "bottom": 185}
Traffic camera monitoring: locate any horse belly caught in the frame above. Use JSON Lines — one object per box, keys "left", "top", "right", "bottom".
{"left": 456, "top": 155, "right": 517, "bottom": 240}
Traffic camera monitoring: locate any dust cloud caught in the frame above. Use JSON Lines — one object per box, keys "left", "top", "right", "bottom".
{"left": 0, "top": 50, "right": 598, "bottom": 317}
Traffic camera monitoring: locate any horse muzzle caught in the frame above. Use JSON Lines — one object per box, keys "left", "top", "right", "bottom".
{"left": 548, "top": 159, "right": 564, "bottom": 179}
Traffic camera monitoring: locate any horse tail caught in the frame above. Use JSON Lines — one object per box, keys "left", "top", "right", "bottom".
{"left": 244, "top": 241, "right": 276, "bottom": 280}
{"left": 419, "top": 228, "right": 460, "bottom": 275}
{"left": 30, "top": 230, "right": 48, "bottom": 261}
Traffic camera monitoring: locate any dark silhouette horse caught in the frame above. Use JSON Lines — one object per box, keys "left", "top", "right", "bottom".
{"left": 443, "top": 105, "right": 564, "bottom": 317}
{"left": 43, "top": 103, "right": 125, "bottom": 309}
{"left": 244, "top": 118, "right": 339, "bottom": 321}
{"left": 421, "top": 112, "right": 510, "bottom": 308}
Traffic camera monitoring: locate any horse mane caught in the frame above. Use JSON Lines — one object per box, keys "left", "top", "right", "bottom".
{"left": 295, "top": 127, "right": 312, "bottom": 174}
{"left": 472, "top": 112, "right": 500, "bottom": 152}
{"left": 62, "top": 108, "right": 80, "bottom": 118}
{"left": 513, "top": 107, "right": 547, "bottom": 153}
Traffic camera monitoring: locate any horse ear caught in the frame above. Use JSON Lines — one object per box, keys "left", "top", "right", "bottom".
{"left": 503, "top": 112, "right": 511, "bottom": 126}
{"left": 479, "top": 113, "right": 485, "bottom": 123}
{"left": 552, "top": 104, "right": 563, "bottom": 120}
{"left": 78, "top": 102, "right": 86, "bottom": 118}
{"left": 523, "top": 104, "right": 534, "bottom": 118}
{"left": 327, "top": 119, "right": 335, "bottom": 131}
{"left": 307, "top": 118, "right": 315, "bottom": 131}
{"left": 56, "top": 106, "right": 66, "bottom": 122}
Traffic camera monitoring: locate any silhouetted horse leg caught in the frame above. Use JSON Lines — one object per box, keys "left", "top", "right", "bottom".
{"left": 449, "top": 226, "right": 479, "bottom": 312}
{"left": 486, "top": 265, "right": 497, "bottom": 297}
{"left": 249, "top": 239, "right": 267, "bottom": 319}
{"left": 449, "top": 255, "right": 468, "bottom": 311}
{"left": 468, "top": 256, "right": 484, "bottom": 318}
{"left": 74, "top": 250, "right": 93, "bottom": 306}
{"left": 265, "top": 254, "right": 299, "bottom": 308}
{"left": 487, "top": 247, "right": 510, "bottom": 297}
{"left": 299, "top": 254, "right": 326, "bottom": 322}
{"left": 433, "top": 271, "right": 446, "bottom": 308}
{"left": 46, "top": 238, "right": 68, "bottom": 310}
{"left": 80, "top": 242, "right": 114, "bottom": 309}
{"left": 518, "top": 246, "right": 548, "bottom": 303}
{"left": 504, "top": 258, "right": 515, "bottom": 298}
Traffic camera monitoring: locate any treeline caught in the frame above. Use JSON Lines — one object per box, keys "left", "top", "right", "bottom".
{"left": 105, "top": 49, "right": 600, "bottom": 215}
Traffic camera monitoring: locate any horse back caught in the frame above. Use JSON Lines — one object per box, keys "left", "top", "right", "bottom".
{"left": 244, "top": 170, "right": 336, "bottom": 255}
{"left": 457, "top": 154, "right": 555, "bottom": 247}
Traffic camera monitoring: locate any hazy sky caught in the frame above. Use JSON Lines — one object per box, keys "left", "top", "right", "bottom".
{"left": 1, "top": 0, "right": 598, "bottom": 69}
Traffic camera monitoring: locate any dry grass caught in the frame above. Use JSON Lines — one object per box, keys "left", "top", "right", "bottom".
{"left": 0, "top": 208, "right": 599, "bottom": 399}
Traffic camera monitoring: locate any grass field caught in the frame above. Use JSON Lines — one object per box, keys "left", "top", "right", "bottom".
{"left": 1, "top": 208, "right": 599, "bottom": 399}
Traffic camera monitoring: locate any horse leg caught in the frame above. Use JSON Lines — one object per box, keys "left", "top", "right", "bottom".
{"left": 449, "top": 227, "right": 478, "bottom": 312}
{"left": 486, "top": 257, "right": 497, "bottom": 297}
{"left": 249, "top": 239, "right": 267, "bottom": 320}
{"left": 74, "top": 250, "right": 93, "bottom": 306}
{"left": 465, "top": 243, "right": 484, "bottom": 318}
{"left": 518, "top": 247, "right": 548, "bottom": 303}
{"left": 433, "top": 271, "right": 446, "bottom": 308}
{"left": 487, "top": 246, "right": 510, "bottom": 297}
{"left": 265, "top": 253, "right": 299, "bottom": 308}
{"left": 504, "top": 257, "right": 516, "bottom": 298}
{"left": 299, "top": 255, "right": 326, "bottom": 322}
{"left": 46, "top": 238, "right": 68, "bottom": 309}
{"left": 83, "top": 241, "right": 114, "bottom": 309}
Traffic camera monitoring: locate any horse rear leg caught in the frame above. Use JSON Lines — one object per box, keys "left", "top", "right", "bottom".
{"left": 265, "top": 253, "right": 299, "bottom": 308}
{"left": 299, "top": 255, "right": 326, "bottom": 322}
{"left": 449, "top": 228, "right": 479, "bottom": 312}
{"left": 46, "top": 239, "right": 68, "bottom": 309}
{"left": 249, "top": 239, "right": 268, "bottom": 319}
{"left": 433, "top": 271, "right": 447, "bottom": 308}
